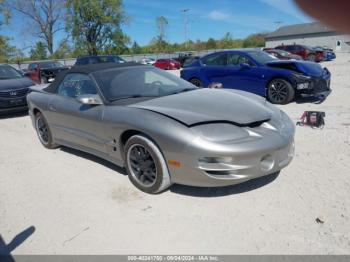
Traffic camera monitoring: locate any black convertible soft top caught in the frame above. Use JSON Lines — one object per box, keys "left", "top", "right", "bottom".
{"left": 45, "top": 62, "right": 143, "bottom": 93}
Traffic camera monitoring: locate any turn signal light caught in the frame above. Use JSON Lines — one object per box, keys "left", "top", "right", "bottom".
{"left": 168, "top": 160, "right": 181, "bottom": 168}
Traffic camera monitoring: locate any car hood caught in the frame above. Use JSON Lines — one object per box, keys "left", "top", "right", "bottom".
{"left": 266, "top": 60, "right": 324, "bottom": 77}
{"left": 0, "top": 77, "right": 35, "bottom": 91}
{"left": 130, "top": 89, "right": 272, "bottom": 126}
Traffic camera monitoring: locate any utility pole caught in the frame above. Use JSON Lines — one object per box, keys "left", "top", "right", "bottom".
{"left": 181, "top": 9, "right": 190, "bottom": 49}
{"left": 274, "top": 21, "right": 283, "bottom": 30}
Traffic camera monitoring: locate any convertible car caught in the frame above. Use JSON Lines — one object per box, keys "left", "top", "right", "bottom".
{"left": 181, "top": 49, "right": 331, "bottom": 104}
{"left": 27, "top": 63, "right": 295, "bottom": 194}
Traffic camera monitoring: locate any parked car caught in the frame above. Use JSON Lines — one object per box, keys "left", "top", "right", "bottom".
{"left": 25, "top": 61, "right": 69, "bottom": 84}
{"left": 263, "top": 48, "right": 302, "bottom": 60}
{"left": 314, "top": 46, "right": 336, "bottom": 61}
{"left": 0, "top": 64, "right": 35, "bottom": 114}
{"left": 181, "top": 49, "right": 331, "bottom": 104}
{"left": 75, "top": 55, "right": 126, "bottom": 66}
{"left": 154, "top": 59, "right": 181, "bottom": 70}
{"left": 172, "top": 52, "right": 195, "bottom": 67}
{"left": 139, "top": 58, "right": 156, "bottom": 65}
{"left": 275, "top": 44, "right": 323, "bottom": 62}
{"left": 27, "top": 62, "right": 295, "bottom": 193}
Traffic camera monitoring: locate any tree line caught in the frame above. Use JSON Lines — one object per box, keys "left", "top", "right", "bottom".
{"left": 0, "top": 0, "right": 266, "bottom": 63}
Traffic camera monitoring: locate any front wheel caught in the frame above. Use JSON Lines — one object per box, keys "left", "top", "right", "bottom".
{"left": 267, "top": 79, "right": 295, "bottom": 105}
{"left": 189, "top": 78, "right": 203, "bottom": 87}
{"left": 125, "top": 135, "right": 171, "bottom": 194}
{"left": 35, "top": 112, "right": 59, "bottom": 149}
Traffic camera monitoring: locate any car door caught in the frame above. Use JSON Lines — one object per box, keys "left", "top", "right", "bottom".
{"left": 225, "top": 53, "right": 266, "bottom": 96}
{"left": 47, "top": 73, "right": 107, "bottom": 153}
{"left": 200, "top": 53, "right": 228, "bottom": 87}
{"left": 27, "top": 63, "right": 40, "bottom": 83}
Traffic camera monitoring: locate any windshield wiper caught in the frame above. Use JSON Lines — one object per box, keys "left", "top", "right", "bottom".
{"left": 110, "top": 95, "right": 156, "bottom": 102}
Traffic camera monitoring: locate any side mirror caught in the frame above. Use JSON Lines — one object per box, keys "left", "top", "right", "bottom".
{"left": 208, "top": 82, "right": 223, "bottom": 89}
{"left": 240, "top": 63, "right": 251, "bottom": 69}
{"left": 76, "top": 94, "right": 103, "bottom": 105}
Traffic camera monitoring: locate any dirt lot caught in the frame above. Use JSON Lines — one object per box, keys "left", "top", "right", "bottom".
{"left": 1, "top": 54, "right": 350, "bottom": 255}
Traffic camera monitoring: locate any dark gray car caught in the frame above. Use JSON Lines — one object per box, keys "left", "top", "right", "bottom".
{"left": 27, "top": 63, "right": 295, "bottom": 194}
{"left": 0, "top": 64, "right": 34, "bottom": 114}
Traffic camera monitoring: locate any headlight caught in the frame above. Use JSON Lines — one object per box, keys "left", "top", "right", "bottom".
{"left": 291, "top": 73, "right": 311, "bottom": 81}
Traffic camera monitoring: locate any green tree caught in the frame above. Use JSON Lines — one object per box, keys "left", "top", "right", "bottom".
{"left": 0, "top": 36, "right": 16, "bottom": 62}
{"left": 206, "top": 38, "right": 217, "bottom": 49}
{"left": 66, "top": 0, "right": 128, "bottom": 55}
{"left": 51, "top": 41, "right": 73, "bottom": 59}
{"left": 131, "top": 41, "right": 141, "bottom": 54}
{"left": 30, "top": 42, "right": 47, "bottom": 60}
{"left": 242, "top": 33, "right": 266, "bottom": 48}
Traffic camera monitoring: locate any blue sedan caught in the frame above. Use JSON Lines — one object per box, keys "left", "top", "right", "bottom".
{"left": 180, "top": 49, "right": 331, "bottom": 104}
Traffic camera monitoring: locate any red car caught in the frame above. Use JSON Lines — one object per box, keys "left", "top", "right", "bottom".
{"left": 275, "top": 44, "right": 323, "bottom": 62}
{"left": 154, "top": 59, "right": 181, "bottom": 70}
{"left": 264, "top": 48, "right": 302, "bottom": 60}
{"left": 25, "top": 61, "right": 69, "bottom": 84}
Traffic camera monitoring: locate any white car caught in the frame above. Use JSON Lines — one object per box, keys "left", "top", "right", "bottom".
{"left": 139, "top": 58, "right": 156, "bottom": 65}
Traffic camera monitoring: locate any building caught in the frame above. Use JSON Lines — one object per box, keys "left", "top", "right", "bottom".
{"left": 265, "top": 22, "right": 350, "bottom": 52}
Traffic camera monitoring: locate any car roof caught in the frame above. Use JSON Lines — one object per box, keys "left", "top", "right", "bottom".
{"left": 69, "top": 62, "right": 142, "bottom": 74}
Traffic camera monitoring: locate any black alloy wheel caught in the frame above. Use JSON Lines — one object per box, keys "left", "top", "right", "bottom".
{"left": 267, "top": 79, "right": 295, "bottom": 104}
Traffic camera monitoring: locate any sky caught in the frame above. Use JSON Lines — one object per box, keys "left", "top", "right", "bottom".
{"left": 0, "top": 0, "right": 314, "bottom": 51}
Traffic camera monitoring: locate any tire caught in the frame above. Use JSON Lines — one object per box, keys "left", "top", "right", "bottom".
{"left": 307, "top": 54, "right": 315, "bottom": 62}
{"left": 35, "top": 112, "right": 59, "bottom": 149}
{"left": 189, "top": 78, "right": 203, "bottom": 88}
{"left": 267, "top": 78, "right": 295, "bottom": 105}
{"left": 125, "top": 135, "right": 171, "bottom": 194}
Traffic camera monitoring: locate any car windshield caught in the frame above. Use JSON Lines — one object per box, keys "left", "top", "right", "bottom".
{"left": 247, "top": 50, "right": 278, "bottom": 64}
{"left": 92, "top": 67, "right": 197, "bottom": 101}
{"left": 0, "top": 65, "right": 23, "bottom": 79}
{"left": 39, "top": 61, "right": 64, "bottom": 68}
{"left": 99, "top": 56, "right": 125, "bottom": 63}
{"left": 274, "top": 49, "right": 290, "bottom": 56}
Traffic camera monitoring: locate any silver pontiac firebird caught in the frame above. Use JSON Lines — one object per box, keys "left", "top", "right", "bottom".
{"left": 27, "top": 63, "right": 295, "bottom": 194}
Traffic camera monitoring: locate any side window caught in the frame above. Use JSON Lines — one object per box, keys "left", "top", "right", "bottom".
{"left": 227, "top": 54, "right": 240, "bottom": 66}
{"left": 57, "top": 73, "right": 97, "bottom": 99}
{"left": 29, "top": 63, "right": 38, "bottom": 71}
{"left": 228, "top": 54, "right": 254, "bottom": 66}
{"left": 202, "top": 53, "right": 227, "bottom": 66}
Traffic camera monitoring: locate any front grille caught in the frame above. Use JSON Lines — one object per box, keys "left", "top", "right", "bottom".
{"left": 0, "top": 88, "right": 29, "bottom": 98}
{"left": 312, "top": 78, "right": 329, "bottom": 92}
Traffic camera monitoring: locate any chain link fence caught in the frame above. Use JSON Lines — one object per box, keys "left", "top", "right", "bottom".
{"left": 8, "top": 49, "right": 227, "bottom": 70}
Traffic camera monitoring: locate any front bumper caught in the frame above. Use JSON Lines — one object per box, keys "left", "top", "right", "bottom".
{"left": 168, "top": 119, "right": 295, "bottom": 187}
{"left": 0, "top": 96, "right": 28, "bottom": 114}
{"left": 174, "top": 139, "right": 294, "bottom": 187}
{"left": 294, "top": 71, "right": 331, "bottom": 100}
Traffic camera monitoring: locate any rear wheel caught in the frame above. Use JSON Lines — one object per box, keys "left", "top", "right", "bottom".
{"left": 189, "top": 78, "right": 203, "bottom": 87}
{"left": 267, "top": 79, "right": 295, "bottom": 105}
{"left": 125, "top": 135, "right": 171, "bottom": 194}
{"left": 35, "top": 112, "right": 58, "bottom": 149}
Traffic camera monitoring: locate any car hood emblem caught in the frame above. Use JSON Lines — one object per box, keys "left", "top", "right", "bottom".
{"left": 10, "top": 91, "right": 17, "bottom": 96}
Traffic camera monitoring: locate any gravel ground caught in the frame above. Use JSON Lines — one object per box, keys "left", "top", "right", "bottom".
{"left": 1, "top": 54, "right": 350, "bottom": 255}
